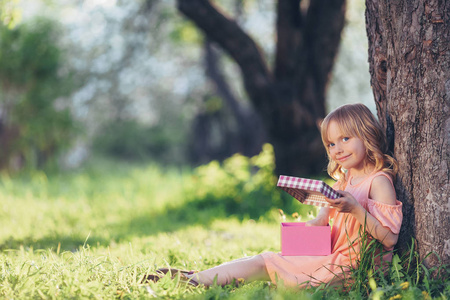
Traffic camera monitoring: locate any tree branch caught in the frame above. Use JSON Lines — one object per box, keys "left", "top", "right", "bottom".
{"left": 204, "top": 39, "right": 266, "bottom": 156}
{"left": 275, "top": 0, "right": 302, "bottom": 81}
{"left": 305, "top": 0, "right": 346, "bottom": 79}
{"left": 204, "top": 39, "right": 246, "bottom": 126}
{"left": 299, "top": 0, "right": 346, "bottom": 98}
{"left": 177, "top": 0, "right": 273, "bottom": 112}
{"left": 286, "top": 0, "right": 345, "bottom": 119}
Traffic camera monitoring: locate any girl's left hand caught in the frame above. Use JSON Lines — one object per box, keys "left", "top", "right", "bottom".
{"left": 326, "top": 190, "right": 362, "bottom": 214}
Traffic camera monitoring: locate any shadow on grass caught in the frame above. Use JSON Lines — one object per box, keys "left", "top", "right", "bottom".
{"left": 0, "top": 234, "right": 112, "bottom": 253}
{"left": 112, "top": 192, "right": 296, "bottom": 241}
{"left": 0, "top": 199, "right": 262, "bottom": 253}
{"left": 116, "top": 202, "right": 229, "bottom": 239}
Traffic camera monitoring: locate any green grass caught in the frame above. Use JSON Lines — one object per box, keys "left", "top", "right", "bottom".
{"left": 0, "top": 150, "right": 448, "bottom": 299}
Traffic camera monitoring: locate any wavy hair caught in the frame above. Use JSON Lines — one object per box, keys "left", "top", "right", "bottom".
{"left": 320, "top": 103, "right": 398, "bottom": 181}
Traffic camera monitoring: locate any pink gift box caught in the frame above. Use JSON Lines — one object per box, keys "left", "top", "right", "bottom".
{"left": 281, "top": 222, "right": 331, "bottom": 256}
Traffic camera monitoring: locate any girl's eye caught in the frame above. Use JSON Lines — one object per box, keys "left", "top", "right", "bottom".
{"left": 343, "top": 137, "right": 350, "bottom": 142}
{"left": 329, "top": 143, "right": 335, "bottom": 147}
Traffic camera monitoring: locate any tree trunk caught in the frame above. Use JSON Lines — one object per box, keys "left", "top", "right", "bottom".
{"left": 177, "top": 0, "right": 346, "bottom": 176}
{"left": 204, "top": 39, "right": 267, "bottom": 158}
{"left": 366, "top": 0, "right": 450, "bottom": 267}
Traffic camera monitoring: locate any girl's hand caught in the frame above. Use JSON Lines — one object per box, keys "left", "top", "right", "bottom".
{"left": 326, "top": 190, "right": 362, "bottom": 214}
{"left": 305, "top": 207, "right": 330, "bottom": 226}
{"left": 305, "top": 218, "right": 328, "bottom": 227}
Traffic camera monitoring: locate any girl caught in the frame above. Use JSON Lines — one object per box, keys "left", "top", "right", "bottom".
{"left": 148, "top": 103, "right": 403, "bottom": 287}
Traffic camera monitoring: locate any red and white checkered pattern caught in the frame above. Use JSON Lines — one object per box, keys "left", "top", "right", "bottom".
{"left": 277, "top": 175, "right": 341, "bottom": 207}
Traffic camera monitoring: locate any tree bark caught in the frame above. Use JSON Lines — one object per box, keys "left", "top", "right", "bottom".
{"left": 177, "top": 0, "right": 346, "bottom": 176}
{"left": 366, "top": 0, "right": 450, "bottom": 267}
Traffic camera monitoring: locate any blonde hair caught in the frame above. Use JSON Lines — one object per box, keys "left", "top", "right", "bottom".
{"left": 320, "top": 103, "right": 398, "bottom": 181}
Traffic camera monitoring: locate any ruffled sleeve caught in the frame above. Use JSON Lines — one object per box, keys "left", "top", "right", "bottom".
{"left": 368, "top": 199, "right": 403, "bottom": 234}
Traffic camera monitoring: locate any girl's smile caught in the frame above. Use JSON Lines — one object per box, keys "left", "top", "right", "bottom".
{"left": 336, "top": 154, "right": 351, "bottom": 162}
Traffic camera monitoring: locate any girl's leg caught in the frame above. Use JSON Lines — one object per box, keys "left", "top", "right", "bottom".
{"left": 188, "top": 254, "right": 269, "bottom": 286}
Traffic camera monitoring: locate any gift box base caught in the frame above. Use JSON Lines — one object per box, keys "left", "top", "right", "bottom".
{"left": 281, "top": 222, "right": 331, "bottom": 256}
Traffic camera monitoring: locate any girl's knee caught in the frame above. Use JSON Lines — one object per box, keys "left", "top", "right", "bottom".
{"left": 253, "top": 254, "right": 268, "bottom": 270}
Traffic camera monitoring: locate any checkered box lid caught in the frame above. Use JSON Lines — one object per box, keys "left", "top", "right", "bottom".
{"left": 277, "top": 175, "right": 341, "bottom": 207}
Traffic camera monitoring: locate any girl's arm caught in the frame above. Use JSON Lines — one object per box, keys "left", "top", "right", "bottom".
{"left": 305, "top": 207, "right": 330, "bottom": 226}
{"left": 326, "top": 176, "right": 399, "bottom": 249}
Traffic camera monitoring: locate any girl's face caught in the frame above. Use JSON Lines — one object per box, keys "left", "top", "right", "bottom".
{"left": 326, "top": 120, "right": 367, "bottom": 174}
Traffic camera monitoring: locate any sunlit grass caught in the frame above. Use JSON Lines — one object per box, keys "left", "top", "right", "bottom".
{"left": 0, "top": 159, "right": 192, "bottom": 251}
{"left": 0, "top": 151, "right": 448, "bottom": 299}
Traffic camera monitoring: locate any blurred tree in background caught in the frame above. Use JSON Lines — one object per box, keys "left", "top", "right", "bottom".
{"left": 0, "top": 0, "right": 373, "bottom": 173}
{"left": 177, "top": 0, "right": 346, "bottom": 176}
{"left": 0, "top": 17, "right": 75, "bottom": 170}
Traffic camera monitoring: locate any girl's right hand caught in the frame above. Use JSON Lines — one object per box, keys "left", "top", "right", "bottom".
{"left": 326, "top": 190, "right": 361, "bottom": 214}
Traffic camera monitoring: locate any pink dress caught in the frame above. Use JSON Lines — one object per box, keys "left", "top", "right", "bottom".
{"left": 261, "top": 171, "right": 403, "bottom": 287}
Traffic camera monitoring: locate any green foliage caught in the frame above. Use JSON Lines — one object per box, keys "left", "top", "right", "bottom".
{"left": 0, "top": 18, "right": 58, "bottom": 84}
{"left": 183, "top": 143, "right": 313, "bottom": 220}
{"left": 0, "top": 17, "right": 76, "bottom": 170}
{"left": 0, "top": 0, "right": 21, "bottom": 28}
{"left": 169, "top": 19, "right": 202, "bottom": 45}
